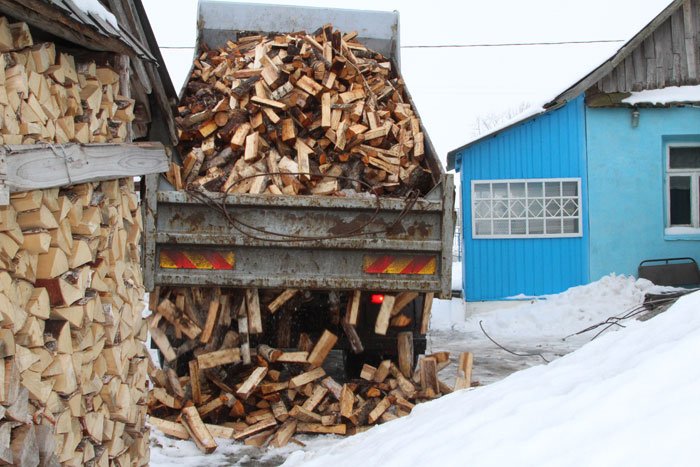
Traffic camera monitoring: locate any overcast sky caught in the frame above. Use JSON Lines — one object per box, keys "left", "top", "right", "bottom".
{"left": 142, "top": 0, "right": 673, "bottom": 167}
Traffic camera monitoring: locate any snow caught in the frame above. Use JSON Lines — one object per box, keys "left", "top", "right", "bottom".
{"left": 622, "top": 85, "right": 700, "bottom": 105}
{"left": 283, "top": 287, "right": 700, "bottom": 467}
{"left": 71, "top": 0, "right": 119, "bottom": 29}
{"left": 149, "top": 274, "right": 688, "bottom": 466}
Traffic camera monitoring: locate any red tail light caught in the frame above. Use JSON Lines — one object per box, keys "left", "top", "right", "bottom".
{"left": 370, "top": 294, "right": 385, "bottom": 304}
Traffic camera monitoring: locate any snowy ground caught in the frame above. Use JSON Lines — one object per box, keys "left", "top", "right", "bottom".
{"left": 148, "top": 274, "right": 687, "bottom": 466}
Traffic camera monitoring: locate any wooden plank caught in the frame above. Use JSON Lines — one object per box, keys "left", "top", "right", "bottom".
{"left": 2, "top": 143, "right": 168, "bottom": 192}
{"left": 374, "top": 295, "right": 395, "bottom": 335}
{"left": 189, "top": 359, "right": 202, "bottom": 405}
{"left": 289, "top": 404, "right": 321, "bottom": 423}
{"left": 420, "top": 356, "right": 439, "bottom": 395}
{"left": 236, "top": 366, "right": 268, "bottom": 400}
{"left": 346, "top": 290, "right": 360, "bottom": 326}
{"left": 232, "top": 418, "right": 277, "bottom": 440}
{"left": 268, "top": 288, "right": 298, "bottom": 313}
{"left": 148, "top": 417, "right": 189, "bottom": 440}
{"left": 454, "top": 352, "right": 474, "bottom": 391}
{"left": 683, "top": 0, "right": 698, "bottom": 80}
{"left": 270, "top": 419, "right": 296, "bottom": 448}
{"left": 245, "top": 288, "right": 263, "bottom": 334}
{"left": 276, "top": 351, "right": 309, "bottom": 363}
{"left": 307, "top": 330, "right": 338, "bottom": 367}
{"left": 296, "top": 422, "right": 346, "bottom": 435}
{"left": 339, "top": 384, "right": 354, "bottom": 419}
{"left": 196, "top": 348, "right": 241, "bottom": 370}
{"left": 368, "top": 396, "right": 391, "bottom": 424}
{"left": 420, "top": 292, "right": 434, "bottom": 335}
{"left": 341, "top": 316, "right": 363, "bottom": 354}
{"left": 200, "top": 299, "right": 220, "bottom": 344}
{"left": 397, "top": 331, "right": 413, "bottom": 378}
{"left": 289, "top": 367, "right": 326, "bottom": 388}
{"left": 181, "top": 406, "right": 217, "bottom": 454}
{"left": 301, "top": 385, "right": 328, "bottom": 412}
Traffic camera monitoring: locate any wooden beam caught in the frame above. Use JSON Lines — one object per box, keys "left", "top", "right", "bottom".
{"left": 1, "top": 143, "right": 168, "bottom": 196}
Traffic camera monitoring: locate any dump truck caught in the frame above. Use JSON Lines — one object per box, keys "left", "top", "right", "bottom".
{"left": 143, "top": 1, "right": 455, "bottom": 375}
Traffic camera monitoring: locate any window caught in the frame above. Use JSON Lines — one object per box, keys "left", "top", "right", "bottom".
{"left": 667, "top": 145, "right": 700, "bottom": 229}
{"left": 471, "top": 178, "right": 582, "bottom": 238}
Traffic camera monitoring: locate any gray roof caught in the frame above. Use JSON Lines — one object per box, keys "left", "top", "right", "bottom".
{"left": 1, "top": 0, "right": 156, "bottom": 61}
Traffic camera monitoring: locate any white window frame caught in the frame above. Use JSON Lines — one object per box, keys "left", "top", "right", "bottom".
{"left": 471, "top": 178, "right": 583, "bottom": 239}
{"left": 666, "top": 144, "right": 700, "bottom": 229}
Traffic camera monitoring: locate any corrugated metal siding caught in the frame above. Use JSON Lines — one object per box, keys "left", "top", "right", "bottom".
{"left": 457, "top": 96, "right": 589, "bottom": 300}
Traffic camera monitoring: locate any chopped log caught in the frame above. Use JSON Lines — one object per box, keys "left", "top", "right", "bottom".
{"left": 374, "top": 295, "right": 395, "bottom": 335}
{"left": 236, "top": 367, "right": 268, "bottom": 400}
{"left": 289, "top": 367, "right": 326, "bottom": 389}
{"left": 397, "top": 331, "right": 414, "bottom": 378}
{"left": 190, "top": 360, "right": 202, "bottom": 405}
{"left": 257, "top": 345, "right": 282, "bottom": 363}
{"left": 454, "top": 352, "right": 474, "bottom": 391}
{"left": 301, "top": 385, "right": 328, "bottom": 412}
{"left": 360, "top": 364, "right": 377, "bottom": 381}
{"left": 200, "top": 299, "right": 220, "bottom": 344}
{"left": 232, "top": 418, "right": 277, "bottom": 441}
{"left": 156, "top": 298, "right": 202, "bottom": 340}
{"left": 420, "top": 292, "right": 434, "bottom": 335}
{"left": 368, "top": 396, "right": 391, "bottom": 424}
{"left": 276, "top": 351, "right": 309, "bottom": 363}
{"left": 245, "top": 288, "right": 263, "bottom": 334}
{"left": 346, "top": 290, "right": 361, "bottom": 326}
{"left": 307, "top": 330, "right": 337, "bottom": 367}
{"left": 289, "top": 405, "right": 321, "bottom": 423}
{"left": 392, "top": 292, "right": 419, "bottom": 316}
{"left": 270, "top": 419, "right": 296, "bottom": 448}
{"left": 339, "top": 384, "right": 354, "bottom": 419}
{"left": 341, "top": 316, "right": 363, "bottom": 354}
{"left": 420, "top": 356, "right": 439, "bottom": 394}
{"left": 181, "top": 406, "right": 217, "bottom": 454}
{"left": 296, "top": 423, "right": 346, "bottom": 435}
{"left": 267, "top": 289, "right": 298, "bottom": 313}
{"left": 197, "top": 348, "right": 241, "bottom": 370}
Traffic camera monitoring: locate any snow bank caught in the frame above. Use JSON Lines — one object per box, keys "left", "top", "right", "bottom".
{"left": 432, "top": 274, "right": 675, "bottom": 339}
{"left": 283, "top": 290, "right": 700, "bottom": 467}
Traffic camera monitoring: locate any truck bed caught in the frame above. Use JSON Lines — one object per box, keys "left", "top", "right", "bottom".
{"left": 142, "top": 2, "right": 454, "bottom": 298}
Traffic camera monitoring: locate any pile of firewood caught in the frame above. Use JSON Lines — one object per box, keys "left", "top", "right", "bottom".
{"left": 0, "top": 16, "right": 135, "bottom": 146}
{"left": 0, "top": 179, "right": 150, "bottom": 466}
{"left": 146, "top": 286, "right": 475, "bottom": 453}
{"left": 166, "top": 24, "right": 433, "bottom": 197}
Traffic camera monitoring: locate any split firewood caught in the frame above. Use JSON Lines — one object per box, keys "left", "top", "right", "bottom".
{"left": 169, "top": 25, "right": 434, "bottom": 199}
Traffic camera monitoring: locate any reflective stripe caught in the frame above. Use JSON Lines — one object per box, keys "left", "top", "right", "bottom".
{"left": 363, "top": 255, "right": 436, "bottom": 275}
{"left": 160, "top": 250, "right": 235, "bottom": 270}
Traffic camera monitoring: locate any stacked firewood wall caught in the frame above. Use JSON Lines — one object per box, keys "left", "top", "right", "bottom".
{"left": 0, "top": 17, "right": 135, "bottom": 146}
{"left": 0, "top": 17, "right": 148, "bottom": 467}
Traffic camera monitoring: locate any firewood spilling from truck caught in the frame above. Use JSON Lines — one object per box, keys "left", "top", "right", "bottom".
{"left": 166, "top": 24, "right": 434, "bottom": 197}
{"left": 146, "top": 286, "right": 476, "bottom": 452}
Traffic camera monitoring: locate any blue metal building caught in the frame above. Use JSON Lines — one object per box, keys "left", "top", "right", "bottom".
{"left": 448, "top": 0, "right": 700, "bottom": 301}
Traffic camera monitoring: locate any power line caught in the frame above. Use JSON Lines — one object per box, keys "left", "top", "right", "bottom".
{"left": 158, "top": 39, "right": 625, "bottom": 50}
{"left": 401, "top": 39, "right": 625, "bottom": 48}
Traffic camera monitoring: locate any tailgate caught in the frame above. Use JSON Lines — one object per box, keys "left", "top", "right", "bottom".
{"left": 144, "top": 175, "right": 454, "bottom": 298}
